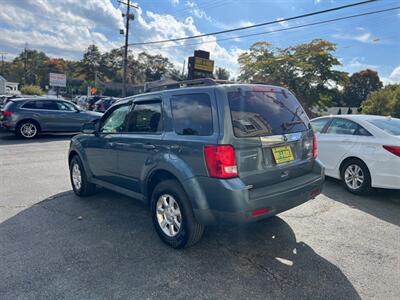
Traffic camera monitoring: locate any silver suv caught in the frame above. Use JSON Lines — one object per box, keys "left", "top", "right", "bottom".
{"left": 68, "top": 80, "right": 325, "bottom": 248}
{"left": 0, "top": 98, "right": 102, "bottom": 138}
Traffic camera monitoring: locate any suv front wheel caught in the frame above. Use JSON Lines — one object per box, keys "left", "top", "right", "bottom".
{"left": 151, "top": 180, "right": 204, "bottom": 249}
{"left": 69, "top": 156, "right": 97, "bottom": 196}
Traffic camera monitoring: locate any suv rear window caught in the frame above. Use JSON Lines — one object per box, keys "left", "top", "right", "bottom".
{"left": 228, "top": 89, "right": 309, "bottom": 137}
{"left": 171, "top": 94, "right": 213, "bottom": 136}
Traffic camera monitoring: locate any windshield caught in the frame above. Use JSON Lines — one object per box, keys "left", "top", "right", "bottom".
{"left": 368, "top": 118, "right": 400, "bottom": 136}
{"left": 228, "top": 89, "right": 309, "bottom": 137}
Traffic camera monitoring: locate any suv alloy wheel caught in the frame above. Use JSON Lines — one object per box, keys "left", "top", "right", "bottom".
{"left": 18, "top": 121, "right": 39, "bottom": 139}
{"left": 151, "top": 180, "right": 204, "bottom": 249}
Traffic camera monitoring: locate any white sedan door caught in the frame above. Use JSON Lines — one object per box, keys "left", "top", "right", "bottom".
{"left": 317, "top": 118, "right": 360, "bottom": 177}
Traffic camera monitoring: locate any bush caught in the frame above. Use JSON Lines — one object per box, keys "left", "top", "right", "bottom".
{"left": 361, "top": 84, "right": 400, "bottom": 118}
{"left": 20, "top": 85, "right": 45, "bottom": 96}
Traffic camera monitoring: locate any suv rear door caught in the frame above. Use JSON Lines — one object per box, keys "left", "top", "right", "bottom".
{"left": 165, "top": 90, "right": 219, "bottom": 178}
{"left": 224, "top": 86, "right": 315, "bottom": 191}
{"left": 115, "top": 97, "right": 164, "bottom": 193}
{"left": 21, "top": 100, "right": 61, "bottom": 131}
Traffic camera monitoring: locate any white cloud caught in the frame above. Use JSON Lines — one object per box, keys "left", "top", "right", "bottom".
{"left": 0, "top": 0, "right": 124, "bottom": 59}
{"left": 238, "top": 21, "right": 255, "bottom": 27}
{"left": 185, "top": 1, "right": 212, "bottom": 22}
{"left": 0, "top": 0, "right": 244, "bottom": 77}
{"left": 389, "top": 65, "right": 400, "bottom": 79}
{"left": 347, "top": 57, "right": 378, "bottom": 70}
{"left": 276, "top": 17, "right": 289, "bottom": 28}
{"left": 170, "top": 0, "right": 180, "bottom": 6}
{"left": 381, "top": 77, "right": 398, "bottom": 86}
{"left": 382, "top": 66, "right": 400, "bottom": 85}
{"left": 131, "top": 9, "right": 244, "bottom": 76}
{"left": 332, "top": 31, "right": 378, "bottom": 44}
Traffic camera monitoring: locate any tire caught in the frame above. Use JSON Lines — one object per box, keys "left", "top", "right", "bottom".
{"left": 17, "top": 120, "right": 39, "bottom": 139}
{"left": 340, "top": 158, "right": 372, "bottom": 195}
{"left": 151, "top": 180, "right": 204, "bottom": 249}
{"left": 69, "top": 155, "right": 97, "bottom": 196}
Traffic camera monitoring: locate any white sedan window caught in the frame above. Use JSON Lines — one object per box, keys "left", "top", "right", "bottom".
{"left": 326, "top": 118, "right": 358, "bottom": 135}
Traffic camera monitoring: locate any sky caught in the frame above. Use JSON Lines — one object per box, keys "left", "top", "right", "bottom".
{"left": 0, "top": 0, "right": 399, "bottom": 84}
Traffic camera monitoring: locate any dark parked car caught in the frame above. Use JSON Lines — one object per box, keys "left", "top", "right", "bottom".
{"left": 0, "top": 98, "right": 102, "bottom": 138}
{"left": 68, "top": 80, "right": 324, "bottom": 248}
{"left": 93, "top": 97, "right": 118, "bottom": 113}
{"left": 86, "top": 96, "right": 105, "bottom": 111}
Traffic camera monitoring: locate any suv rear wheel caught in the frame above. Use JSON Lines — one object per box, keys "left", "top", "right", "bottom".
{"left": 69, "top": 156, "right": 97, "bottom": 196}
{"left": 17, "top": 120, "right": 39, "bottom": 139}
{"left": 151, "top": 180, "right": 204, "bottom": 249}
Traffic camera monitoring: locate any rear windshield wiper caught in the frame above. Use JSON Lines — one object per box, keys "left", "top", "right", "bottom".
{"left": 281, "top": 120, "right": 305, "bottom": 130}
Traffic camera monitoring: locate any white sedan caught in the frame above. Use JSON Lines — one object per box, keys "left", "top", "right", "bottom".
{"left": 311, "top": 115, "right": 400, "bottom": 194}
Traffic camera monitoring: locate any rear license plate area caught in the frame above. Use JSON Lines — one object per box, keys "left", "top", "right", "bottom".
{"left": 272, "top": 145, "right": 294, "bottom": 164}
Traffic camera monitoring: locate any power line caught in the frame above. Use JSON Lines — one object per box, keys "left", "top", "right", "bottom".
{"left": 170, "top": 0, "right": 228, "bottom": 15}
{"left": 128, "top": 0, "right": 379, "bottom": 46}
{"left": 137, "top": 6, "right": 400, "bottom": 50}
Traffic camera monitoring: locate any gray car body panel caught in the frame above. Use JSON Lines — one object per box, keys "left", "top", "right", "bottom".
{"left": 1, "top": 98, "right": 102, "bottom": 132}
{"left": 68, "top": 84, "right": 325, "bottom": 225}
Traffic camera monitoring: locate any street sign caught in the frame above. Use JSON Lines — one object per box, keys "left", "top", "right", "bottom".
{"left": 49, "top": 73, "right": 66, "bottom": 87}
{"left": 91, "top": 87, "right": 97, "bottom": 94}
{"left": 188, "top": 50, "right": 214, "bottom": 80}
{"left": 194, "top": 57, "right": 214, "bottom": 73}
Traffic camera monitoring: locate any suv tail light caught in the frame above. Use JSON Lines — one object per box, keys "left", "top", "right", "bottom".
{"left": 383, "top": 145, "right": 400, "bottom": 157}
{"left": 313, "top": 134, "right": 318, "bottom": 159}
{"left": 204, "top": 145, "right": 238, "bottom": 178}
{"left": 1, "top": 111, "right": 12, "bottom": 116}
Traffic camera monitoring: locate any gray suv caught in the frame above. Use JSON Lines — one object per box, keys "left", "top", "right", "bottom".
{"left": 68, "top": 81, "right": 324, "bottom": 248}
{"left": 0, "top": 98, "right": 102, "bottom": 138}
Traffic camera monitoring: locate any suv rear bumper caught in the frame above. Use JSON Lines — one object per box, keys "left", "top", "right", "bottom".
{"left": 0, "top": 121, "right": 16, "bottom": 131}
{"left": 186, "top": 169, "right": 324, "bottom": 225}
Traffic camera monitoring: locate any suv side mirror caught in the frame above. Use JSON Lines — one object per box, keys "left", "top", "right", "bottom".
{"left": 81, "top": 122, "right": 97, "bottom": 134}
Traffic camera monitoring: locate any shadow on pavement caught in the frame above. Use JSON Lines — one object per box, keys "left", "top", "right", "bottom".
{"left": 0, "top": 130, "right": 74, "bottom": 146}
{"left": 0, "top": 189, "right": 360, "bottom": 299}
{"left": 322, "top": 177, "right": 400, "bottom": 226}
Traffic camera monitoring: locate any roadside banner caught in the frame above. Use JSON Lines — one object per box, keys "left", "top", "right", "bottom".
{"left": 49, "top": 73, "right": 66, "bottom": 87}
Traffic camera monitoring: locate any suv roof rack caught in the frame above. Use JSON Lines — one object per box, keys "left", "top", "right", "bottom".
{"left": 144, "top": 78, "right": 236, "bottom": 93}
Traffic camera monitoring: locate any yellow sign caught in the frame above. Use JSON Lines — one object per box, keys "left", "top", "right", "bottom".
{"left": 194, "top": 57, "right": 214, "bottom": 72}
{"left": 272, "top": 145, "right": 294, "bottom": 164}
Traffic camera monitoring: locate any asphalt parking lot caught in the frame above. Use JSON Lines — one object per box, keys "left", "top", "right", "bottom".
{"left": 0, "top": 130, "right": 399, "bottom": 300}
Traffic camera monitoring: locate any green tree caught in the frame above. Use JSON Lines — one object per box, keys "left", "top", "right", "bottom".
{"left": 7, "top": 50, "right": 49, "bottom": 87}
{"left": 361, "top": 84, "right": 400, "bottom": 118}
{"left": 343, "top": 69, "right": 382, "bottom": 107}
{"left": 100, "top": 48, "right": 124, "bottom": 82}
{"left": 20, "top": 84, "right": 44, "bottom": 95}
{"left": 80, "top": 44, "right": 101, "bottom": 81}
{"left": 238, "top": 39, "right": 348, "bottom": 111}
{"left": 167, "top": 68, "right": 186, "bottom": 81}
{"left": 138, "top": 52, "right": 174, "bottom": 82}
{"left": 214, "top": 67, "right": 230, "bottom": 80}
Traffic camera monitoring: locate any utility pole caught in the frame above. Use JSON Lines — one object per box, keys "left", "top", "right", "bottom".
{"left": 24, "top": 43, "right": 28, "bottom": 85}
{"left": 118, "top": 0, "right": 138, "bottom": 97}
{"left": 182, "top": 59, "right": 186, "bottom": 79}
{"left": 0, "top": 52, "right": 6, "bottom": 75}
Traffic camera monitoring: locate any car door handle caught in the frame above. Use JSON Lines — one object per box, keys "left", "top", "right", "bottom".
{"left": 169, "top": 145, "right": 181, "bottom": 150}
{"left": 109, "top": 142, "right": 128, "bottom": 148}
{"left": 143, "top": 144, "right": 156, "bottom": 150}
